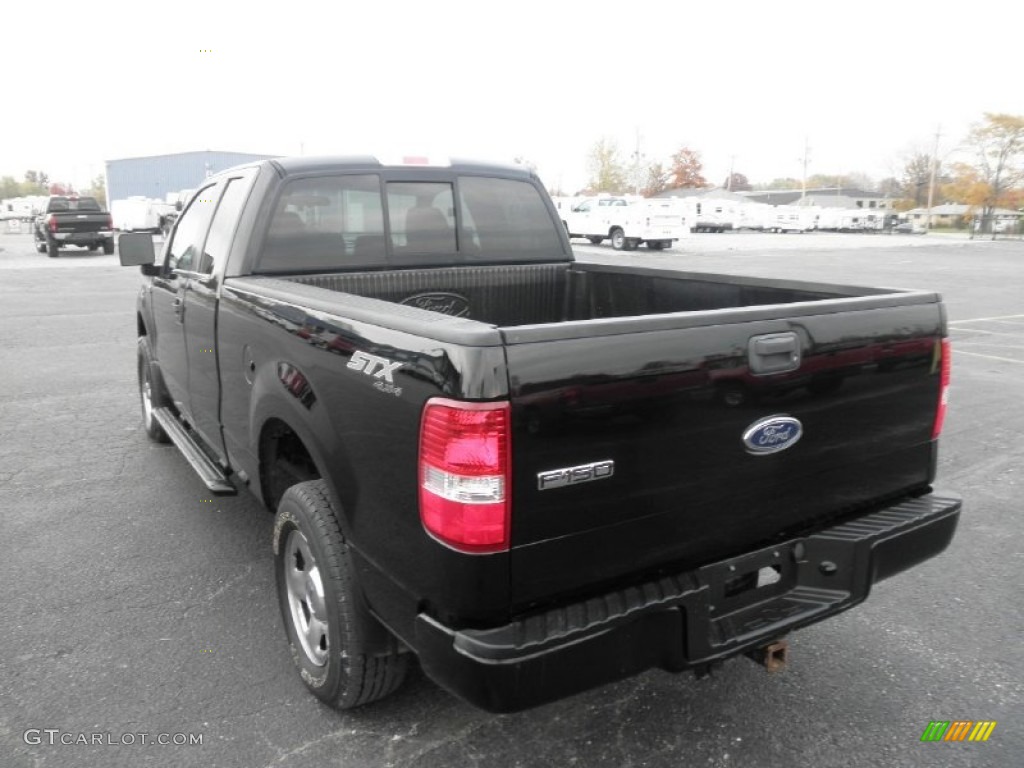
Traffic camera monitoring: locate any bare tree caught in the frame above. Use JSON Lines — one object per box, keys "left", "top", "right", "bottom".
{"left": 901, "top": 153, "right": 934, "bottom": 206}
{"left": 722, "top": 172, "right": 752, "bottom": 192}
{"left": 641, "top": 163, "right": 669, "bottom": 197}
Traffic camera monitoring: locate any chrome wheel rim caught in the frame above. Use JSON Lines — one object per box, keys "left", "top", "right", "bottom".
{"left": 141, "top": 369, "right": 154, "bottom": 429}
{"left": 283, "top": 529, "right": 329, "bottom": 667}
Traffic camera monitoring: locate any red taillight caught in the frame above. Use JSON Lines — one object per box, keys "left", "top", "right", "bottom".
{"left": 105, "top": 214, "right": 113, "bottom": 229}
{"left": 48, "top": 215, "right": 58, "bottom": 233}
{"left": 932, "top": 338, "right": 951, "bottom": 439}
{"left": 419, "top": 398, "right": 511, "bottom": 553}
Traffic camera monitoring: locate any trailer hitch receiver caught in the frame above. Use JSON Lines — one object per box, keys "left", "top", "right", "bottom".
{"left": 745, "top": 639, "right": 789, "bottom": 672}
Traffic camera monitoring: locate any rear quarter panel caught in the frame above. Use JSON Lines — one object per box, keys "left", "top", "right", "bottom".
{"left": 217, "top": 281, "right": 515, "bottom": 630}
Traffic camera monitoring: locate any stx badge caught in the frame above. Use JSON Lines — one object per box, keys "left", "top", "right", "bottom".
{"left": 347, "top": 351, "right": 402, "bottom": 384}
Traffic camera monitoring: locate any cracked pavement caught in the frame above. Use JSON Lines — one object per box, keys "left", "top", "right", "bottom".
{"left": 0, "top": 232, "right": 1020, "bottom": 767}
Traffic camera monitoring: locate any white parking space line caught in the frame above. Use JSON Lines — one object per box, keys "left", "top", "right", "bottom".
{"left": 955, "top": 350, "right": 1024, "bottom": 365}
{"left": 949, "top": 313, "right": 1024, "bottom": 324}
{"left": 950, "top": 327, "right": 1024, "bottom": 338}
{"left": 954, "top": 342, "right": 1024, "bottom": 350}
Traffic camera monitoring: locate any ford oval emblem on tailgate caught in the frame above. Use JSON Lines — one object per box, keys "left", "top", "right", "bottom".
{"left": 742, "top": 416, "right": 803, "bottom": 455}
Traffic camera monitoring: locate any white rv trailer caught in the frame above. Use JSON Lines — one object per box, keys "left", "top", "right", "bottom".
{"left": 770, "top": 205, "right": 819, "bottom": 233}
{"left": 110, "top": 197, "right": 176, "bottom": 232}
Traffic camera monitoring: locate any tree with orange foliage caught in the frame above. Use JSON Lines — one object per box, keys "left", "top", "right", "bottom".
{"left": 668, "top": 147, "right": 708, "bottom": 189}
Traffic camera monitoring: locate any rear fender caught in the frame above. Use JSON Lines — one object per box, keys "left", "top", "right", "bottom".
{"left": 250, "top": 368, "right": 397, "bottom": 654}
{"left": 248, "top": 361, "right": 358, "bottom": 532}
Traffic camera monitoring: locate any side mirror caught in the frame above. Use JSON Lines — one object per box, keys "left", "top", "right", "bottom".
{"left": 175, "top": 201, "right": 183, "bottom": 212}
{"left": 119, "top": 232, "right": 156, "bottom": 267}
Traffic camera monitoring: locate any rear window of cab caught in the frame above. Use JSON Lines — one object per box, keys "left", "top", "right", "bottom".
{"left": 255, "top": 175, "right": 562, "bottom": 272}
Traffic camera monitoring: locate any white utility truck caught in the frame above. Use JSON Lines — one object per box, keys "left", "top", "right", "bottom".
{"left": 562, "top": 196, "right": 687, "bottom": 250}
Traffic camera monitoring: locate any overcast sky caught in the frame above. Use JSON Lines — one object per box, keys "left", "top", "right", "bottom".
{"left": 3, "top": 0, "right": 1022, "bottom": 194}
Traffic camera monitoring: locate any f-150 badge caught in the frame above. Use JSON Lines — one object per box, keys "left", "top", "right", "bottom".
{"left": 742, "top": 416, "right": 803, "bottom": 454}
{"left": 537, "top": 460, "right": 614, "bottom": 490}
{"left": 347, "top": 351, "right": 403, "bottom": 397}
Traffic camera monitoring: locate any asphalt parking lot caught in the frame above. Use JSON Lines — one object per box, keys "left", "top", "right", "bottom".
{"left": 1, "top": 230, "right": 1021, "bottom": 767}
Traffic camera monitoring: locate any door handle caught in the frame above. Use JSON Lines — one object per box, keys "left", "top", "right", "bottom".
{"left": 749, "top": 332, "right": 801, "bottom": 374}
{"left": 172, "top": 298, "right": 183, "bottom": 308}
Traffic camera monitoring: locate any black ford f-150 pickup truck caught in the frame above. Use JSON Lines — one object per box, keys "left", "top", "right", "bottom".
{"left": 34, "top": 195, "right": 114, "bottom": 257}
{"left": 118, "top": 156, "right": 960, "bottom": 713}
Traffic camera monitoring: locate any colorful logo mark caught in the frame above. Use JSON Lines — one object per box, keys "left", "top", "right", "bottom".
{"left": 920, "top": 721, "right": 997, "bottom": 742}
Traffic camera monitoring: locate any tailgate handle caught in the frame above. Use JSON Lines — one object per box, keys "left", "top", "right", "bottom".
{"left": 749, "top": 332, "right": 801, "bottom": 374}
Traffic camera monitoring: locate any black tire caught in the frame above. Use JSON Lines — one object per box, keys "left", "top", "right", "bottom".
{"left": 273, "top": 480, "right": 408, "bottom": 710}
{"left": 587, "top": 236, "right": 603, "bottom": 245}
{"left": 35, "top": 240, "right": 46, "bottom": 253}
{"left": 47, "top": 239, "right": 59, "bottom": 258}
{"left": 138, "top": 337, "right": 170, "bottom": 443}
{"left": 610, "top": 227, "right": 625, "bottom": 250}
{"left": 102, "top": 238, "right": 115, "bottom": 255}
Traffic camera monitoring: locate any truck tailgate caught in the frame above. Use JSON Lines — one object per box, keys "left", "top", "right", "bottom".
{"left": 51, "top": 213, "right": 108, "bottom": 233}
{"left": 504, "top": 301, "right": 944, "bottom": 612}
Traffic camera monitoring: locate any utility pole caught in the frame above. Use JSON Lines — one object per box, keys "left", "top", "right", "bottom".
{"left": 630, "top": 127, "right": 644, "bottom": 196}
{"left": 925, "top": 125, "right": 941, "bottom": 231}
{"left": 800, "top": 137, "right": 810, "bottom": 201}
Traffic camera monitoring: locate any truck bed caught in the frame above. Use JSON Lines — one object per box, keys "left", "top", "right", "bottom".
{"left": 282, "top": 262, "right": 902, "bottom": 329}
{"left": 236, "top": 262, "right": 943, "bottom": 613}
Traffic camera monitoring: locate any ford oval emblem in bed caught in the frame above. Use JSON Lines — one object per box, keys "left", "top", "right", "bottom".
{"left": 400, "top": 292, "right": 471, "bottom": 317}
{"left": 742, "top": 416, "right": 803, "bottom": 455}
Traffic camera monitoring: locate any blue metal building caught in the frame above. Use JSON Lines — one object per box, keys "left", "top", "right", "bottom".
{"left": 105, "top": 150, "right": 278, "bottom": 204}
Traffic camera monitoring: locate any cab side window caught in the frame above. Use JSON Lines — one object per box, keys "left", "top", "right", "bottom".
{"left": 198, "top": 178, "right": 249, "bottom": 274}
{"left": 166, "top": 184, "right": 218, "bottom": 272}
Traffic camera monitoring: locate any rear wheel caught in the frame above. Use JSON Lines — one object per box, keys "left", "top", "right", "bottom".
{"left": 274, "top": 480, "right": 408, "bottom": 709}
{"left": 610, "top": 227, "right": 625, "bottom": 250}
{"left": 102, "top": 238, "right": 115, "bottom": 255}
{"left": 47, "top": 239, "right": 59, "bottom": 258}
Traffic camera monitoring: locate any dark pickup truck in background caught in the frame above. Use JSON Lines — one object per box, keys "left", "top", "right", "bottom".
{"left": 118, "top": 156, "right": 960, "bottom": 713}
{"left": 34, "top": 195, "right": 114, "bottom": 257}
